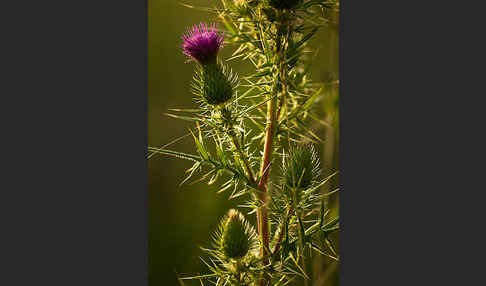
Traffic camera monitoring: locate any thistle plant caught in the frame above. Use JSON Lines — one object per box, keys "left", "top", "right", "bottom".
{"left": 149, "top": 0, "right": 339, "bottom": 285}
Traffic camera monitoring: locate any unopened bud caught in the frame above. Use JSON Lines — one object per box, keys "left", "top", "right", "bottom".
{"left": 192, "top": 61, "right": 237, "bottom": 106}
{"left": 221, "top": 209, "right": 254, "bottom": 259}
{"left": 283, "top": 144, "right": 320, "bottom": 189}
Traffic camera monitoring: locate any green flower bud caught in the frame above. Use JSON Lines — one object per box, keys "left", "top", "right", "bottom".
{"left": 268, "top": 0, "right": 302, "bottom": 10}
{"left": 283, "top": 144, "right": 320, "bottom": 189}
{"left": 220, "top": 209, "right": 255, "bottom": 259}
{"left": 192, "top": 61, "right": 238, "bottom": 106}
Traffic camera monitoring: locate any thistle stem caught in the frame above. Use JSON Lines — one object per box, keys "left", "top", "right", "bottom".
{"left": 257, "top": 15, "right": 290, "bottom": 286}
{"left": 272, "top": 207, "right": 293, "bottom": 256}
{"left": 230, "top": 133, "right": 256, "bottom": 185}
{"left": 256, "top": 45, "right": 279, "bottom": 286}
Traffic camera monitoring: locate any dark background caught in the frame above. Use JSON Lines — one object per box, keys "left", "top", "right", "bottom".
{"left": 148, "top": 0, "right": 338, "bottom": 285}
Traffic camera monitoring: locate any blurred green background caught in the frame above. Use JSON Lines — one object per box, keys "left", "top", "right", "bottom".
{"left": 148, "top": 1, "right": 339, "bottom": 285}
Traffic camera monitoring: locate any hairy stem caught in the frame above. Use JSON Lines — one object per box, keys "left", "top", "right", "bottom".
{"left": 258, "top": 15, "right": 290, "bottom": 286}
{"left": 230, "top": 133, "right": 256, "bottom": 185}
{"left": 272, "top": 207, "right": 292, "bottom": 256}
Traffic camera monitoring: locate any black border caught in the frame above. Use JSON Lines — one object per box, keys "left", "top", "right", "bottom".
{"left": 3, "top": 0, "right": 148, "bottom": 285}
{"left": 341, "top": 0, "right": 483, "bottom": 284}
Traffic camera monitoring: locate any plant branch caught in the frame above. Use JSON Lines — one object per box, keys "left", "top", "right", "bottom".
{"left": 294, "top": 190, "right": 309, "bottom": 286}
{"left": 272, "top": 207, "right": 293, "bottom": 256}
{"left": 257, "top": 14, "right": 290, "bottom": 286}
{"left": 230, "top": 132, "right": 256, "bottom": 185}
{"left": 256, "top": 89, "right": 276, "bottom": 263}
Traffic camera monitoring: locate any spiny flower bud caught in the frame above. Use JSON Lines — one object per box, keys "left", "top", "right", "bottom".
{"left": 268, "top": 0, "right": 302, "bottom": 10}
{"left": 220, "top": 209, "right": 255, "bottom": 259}
{"left": 283, "top": 144, "right": 320, "bottom": 189}
{"left": 192, "top": 61, "right": 237, "bottom": 106}
{"left": 182, "top": 23, "right": 224, "bottom": 65}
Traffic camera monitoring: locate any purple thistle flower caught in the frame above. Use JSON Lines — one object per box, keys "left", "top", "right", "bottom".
{"left": 182, "top": 23, "right": 224, "bottom": 64}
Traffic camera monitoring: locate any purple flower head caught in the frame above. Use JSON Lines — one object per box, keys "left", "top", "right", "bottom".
{"left": 182, "top": 23, "right": 224, "bottom": 64}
